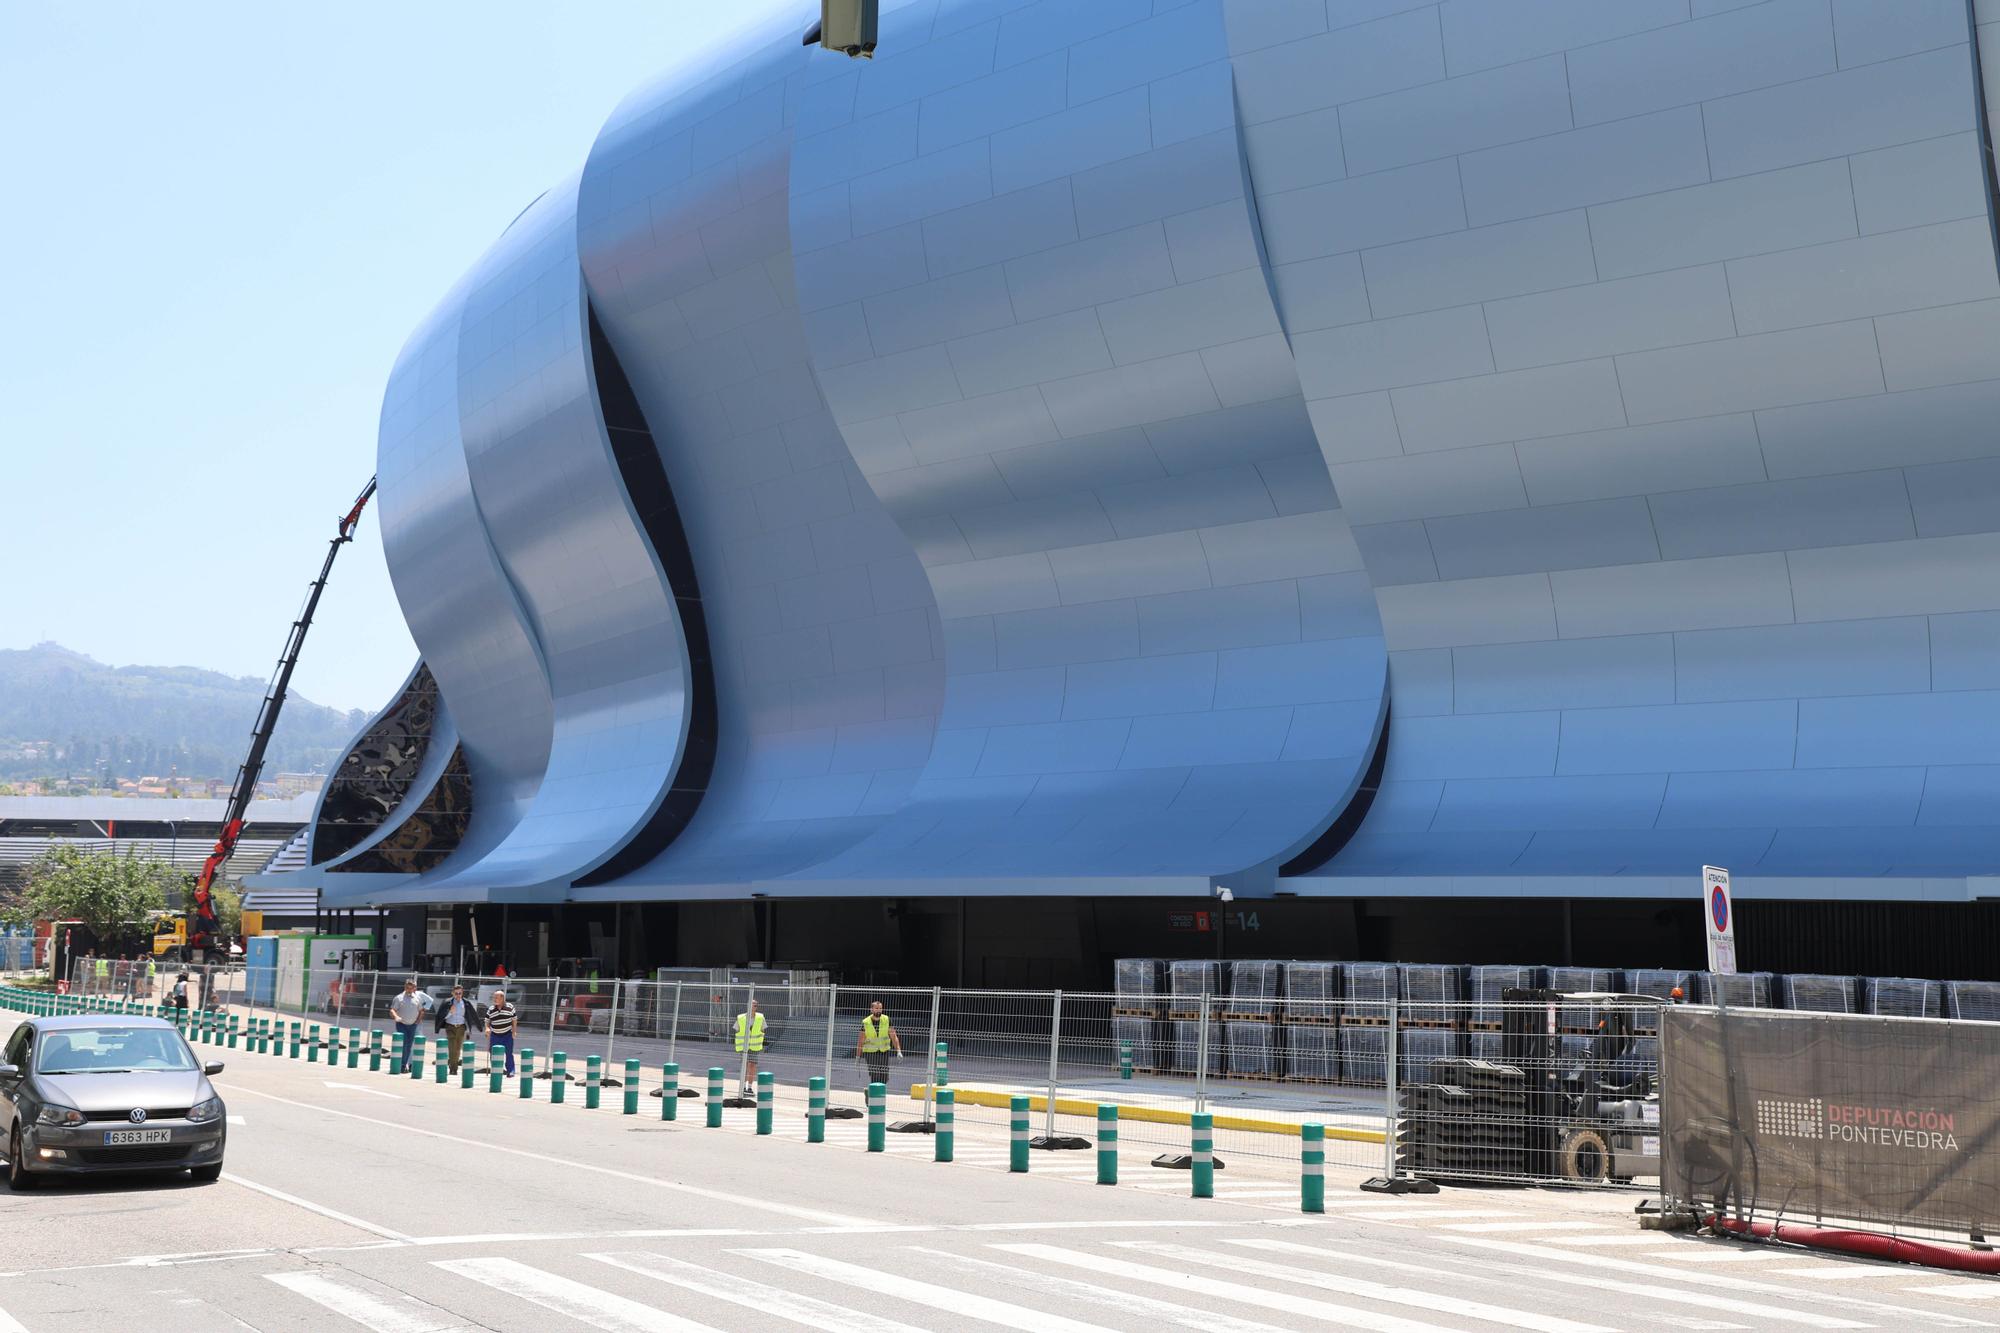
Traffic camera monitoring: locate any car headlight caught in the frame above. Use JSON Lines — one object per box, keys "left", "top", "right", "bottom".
{"left": 185, "top": 1097, "right": 223, "bottom": 1124}
{"left": 35, "top": 1104, "right": 83, "bottom": 1127}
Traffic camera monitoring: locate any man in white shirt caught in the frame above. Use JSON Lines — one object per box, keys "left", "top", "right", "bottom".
{"left": 386, "top": 978, "right": 433, "bottom": 1069}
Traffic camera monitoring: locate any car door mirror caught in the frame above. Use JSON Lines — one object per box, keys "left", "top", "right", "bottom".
{"left": 203, "top": 1062, "right": 224, "bottom": 1076}
{"left": 0, "top": 1063, "right": 17, "bottom": 1080}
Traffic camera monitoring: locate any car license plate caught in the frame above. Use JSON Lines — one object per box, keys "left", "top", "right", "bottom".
{"left": 103, "top": 1128, "right": 172, "bottom": 1146}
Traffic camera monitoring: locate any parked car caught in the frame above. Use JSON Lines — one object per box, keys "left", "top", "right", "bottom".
{"left": 0, "top": 1015, "right": 226, "bottom": 1189}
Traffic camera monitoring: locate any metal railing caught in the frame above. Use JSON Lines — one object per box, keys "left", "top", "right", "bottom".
{"left": 53, "top": 957, "right": 1670, "bottom": 1188}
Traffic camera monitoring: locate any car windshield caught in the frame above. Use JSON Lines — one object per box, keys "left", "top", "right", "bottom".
{"left": 36, "top": 1027, "right": 196, "bottom": 1074}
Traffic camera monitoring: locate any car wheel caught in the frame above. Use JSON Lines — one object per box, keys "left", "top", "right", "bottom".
{"left": 7, "top": 1130, "right": 35, "bottom": 1191}
{"left": 189, "top": 1163, "right": 222, "bottom": 1183}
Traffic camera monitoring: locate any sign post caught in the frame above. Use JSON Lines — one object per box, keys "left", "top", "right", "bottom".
{"left": 1702, "top": 865, "right": 1736, "bottom": 975}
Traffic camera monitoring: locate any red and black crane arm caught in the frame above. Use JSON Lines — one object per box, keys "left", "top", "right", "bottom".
{"left": 188, "top": 476, "right": 377, "bottom": 953}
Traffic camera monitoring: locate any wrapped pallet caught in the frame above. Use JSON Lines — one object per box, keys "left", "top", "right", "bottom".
{"left": 1167, "top": 960, "right": 1229, "bottom": 1016}
{"left": 1342, "top": 1024, "right": 1387, "bottom": 1086}
{"left": 1170, "top": 1018, "right": 1226, "bottom": 1076}
{"left": 1343, "top": 962, "right": 1397, "bottom": 1023}
{"left": 1113, "top": 958, "right": 1166, "bottom": 1014}
{"left": 1695, "top": 971, "right": 1775, "bottom": 1008}
{"left": 1399, "top": 963, "right": 1465, "bottom": 1028}
{"left": 1398, "top": 1026, "right": 1464, "bottom": 1084}
{"left": 1223, "top": 1021, "right": 1282, "bottom": 1078}
{"left": 1282, "top": 961, "right": 1340, "bottom": 1024}
{"left": 1777, "top": 974, "right": 1859, "bottom": 1013}
{"left": 1866, "top": 977, "right": 1943, "bottom": 1019}
{"left": 1284, "top": 1023, "right": 1339, "bottom": 1082}
{"left": 1468, "top": 965, "right": 1543, "bottom": 1038}
{"left": 1625, "top": 968, "right": 1696, "bottom": 1036}
{"left": 1112, "top": 1014, "right": 1159, "bottom": 1072}
{"left": 1945, "top": 981, "right": 2000, "bottom": 1022}
{"left": 1547, "top": 967, "right": 1623, "bottom": 1034}
{"left": 1226, "top": 960, "right": 1284, "bottom": 1019}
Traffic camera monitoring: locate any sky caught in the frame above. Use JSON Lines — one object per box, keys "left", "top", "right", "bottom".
{"left": 0, "top": 2, "right": 795, "bottom": 712}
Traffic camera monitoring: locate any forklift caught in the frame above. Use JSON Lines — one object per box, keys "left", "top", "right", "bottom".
{"left": 1502, "top": 987, "right": 1662, "bottom": 1184}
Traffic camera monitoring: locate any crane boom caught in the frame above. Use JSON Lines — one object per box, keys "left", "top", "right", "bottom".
{"left": 187, "top": 476, "right": 377, "bottom": 957}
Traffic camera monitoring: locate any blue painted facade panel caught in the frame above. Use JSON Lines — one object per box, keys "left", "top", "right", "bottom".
{"left": 322, "top": 0, "right": 2000, "bottom": 904}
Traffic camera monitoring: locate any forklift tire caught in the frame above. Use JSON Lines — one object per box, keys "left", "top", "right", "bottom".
{"left": 1558, "top": 1126, "right": 1612, "bottom": 1184}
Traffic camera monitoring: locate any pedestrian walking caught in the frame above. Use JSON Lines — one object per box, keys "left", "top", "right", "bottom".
{"left": 433, "top": 984, "right": 483, "bottom": 1074}
{"left": 855, "top": 999, "right": 902, "bottom": 1090}
{"left": 733, "top": 999, "right": 765, "bottom": 1094}
{"left": 170, "top": 971, "right": 191, "bottom": 1014}
{"left": 485, "top": 987, "right": 518, "bottom": 1076}
{"left": 386, "top": 978, "right": 433, "bottom": 1068}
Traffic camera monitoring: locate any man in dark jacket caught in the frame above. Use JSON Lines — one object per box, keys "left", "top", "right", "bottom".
{"left": 433, "top": 984, "right": 484, "bottom": 1074}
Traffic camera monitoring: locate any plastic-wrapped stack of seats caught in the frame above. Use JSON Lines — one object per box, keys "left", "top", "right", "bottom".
{"left": 1547, "top": 968, "right": 1624, "bottom": 1066}
{"left": 1112, "top": 958, "right": 1166, "bottom": 1073}
{"left": 1694, "top": 971, "right": 1776, "bottom": 1008}
{"left": 1945, "top": 981, "right": 2000, "bottom": 1022}
{"left": 1467, "top": 965, "right": 1543, "bottom": 1061}
{"left": 1282, "top": 962, "right": 1339, "bottom": 1082}
{"left": 1225, "top": 960, "right": 1283, "bottom": 1019}
{"left": 1777, "top": 974, "right": 1860, "bottom": 1013}
{"left": 1340, "top": 963, "right": 1396, "bottom": 1085}
{"left": 1397, "top": 964, "right": 1466, "bottom": 1083}
{"left": 1865, "top": 977, "right": 1944, "bottom": 1018}
{"left": 1223, "top": 1020, "right": 1282, "bottom": 1078}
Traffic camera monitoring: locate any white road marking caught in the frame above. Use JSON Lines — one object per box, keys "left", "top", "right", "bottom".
{"left": 226, "top": 1114, "right": 247, "bottom": 1125}
{"left": 740, "top": 1247, "right": 1117, "bottom": 1333}
{"left": 587, "top": 1250, "right": 929, "bottom": 1333}
{"left": 264, "top": 1272, "right": 467, "bottom": 1332}
{"left": 1168, "top": 1239, "right": 1618, "bottom": 1333}
{"left": 994, "top": 1243, "right": 1469, "bottom": 1333}
{"left": 229, "top": 1085, "right": 867, "bottom": 1226}
{"left": 909, "top": 1245, "right": 1296, "bottom": 1332}
{"left": 0, "top": 1303, "right": 26, "bottom": 1333}
{"left": 1759, "top": 1265, "right": 1915, "bottom": 1280}
{"left": 1906, "top": 1282, "right": 2000, "bottom": 1300}
{"left": 1437, "top": 1238, "right": 1873, "bottom": 1328}
{"left": 433, "top": 1257, "right": 717, "bottom": 1333}
{"left": 323, "top": 1081, "right": 402, "bottom": 1099}
{"left": 1443, "top": 1221, "right": 1615, "bottom": 1233}
{"left": 221, "top": 1174, "right": 411, "bottom": 1242}
{"left": 1325, "top": 1207, "right": 1509, "bottom": 1220}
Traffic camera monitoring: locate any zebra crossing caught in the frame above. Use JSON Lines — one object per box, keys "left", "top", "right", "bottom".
{"left": 191, "top": 1228, "right": 2000, "bottom": 1332}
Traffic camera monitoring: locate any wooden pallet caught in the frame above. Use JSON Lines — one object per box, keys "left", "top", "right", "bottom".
{"left": 1111, "top": 1007, "right": 1162, "bottom": 1018}
{"left": 1219, "top": 1011, "right": 1278, "bottom": 1023}
{"left": 1466, "top": 1020, "right": 1502, "bottom": 1032}
{"left": 1279, "top": 1014, "right": 1340, "bottom": 1026}
{"left": 1164, "top": 1010, "right": 1210, "bottom": 1022}
{"left": 1338, "top": 1015, "right": 1391, "bottom": 1027}
{"left": 1403, "top": 1018, "right": 1462, "bottom": 1031}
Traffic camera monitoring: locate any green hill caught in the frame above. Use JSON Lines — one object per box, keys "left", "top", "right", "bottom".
{"left": 0, "top": 642, "right": 368, "bottom": 783}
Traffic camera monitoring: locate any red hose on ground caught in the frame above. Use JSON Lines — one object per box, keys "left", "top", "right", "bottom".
{"left": 1707, "top": 1215, "right": 2000, "bottom": 1274}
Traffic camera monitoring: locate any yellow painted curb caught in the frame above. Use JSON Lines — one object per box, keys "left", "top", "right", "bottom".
{"left": 908, "top": 1085, "right": 1384, "bottom": 1144}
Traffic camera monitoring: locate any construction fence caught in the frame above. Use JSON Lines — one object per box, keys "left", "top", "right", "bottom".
{"left": 55, "top": 956, "right": 1685, "bottom": 1189}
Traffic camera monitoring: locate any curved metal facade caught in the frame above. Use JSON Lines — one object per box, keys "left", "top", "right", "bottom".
{"left": 328, "top": 0, "right": 2000, "bottom": 906}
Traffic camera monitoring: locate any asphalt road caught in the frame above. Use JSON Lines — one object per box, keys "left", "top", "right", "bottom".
{"left": 0, "top": 1014, "right": 1994, "bottom": 1332}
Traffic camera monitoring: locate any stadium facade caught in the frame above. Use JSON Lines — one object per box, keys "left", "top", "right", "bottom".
{"left": 261, "top": 0, "right": 2000, "bottom": 982}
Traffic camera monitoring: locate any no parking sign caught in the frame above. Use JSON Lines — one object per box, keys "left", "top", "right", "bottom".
{"left": 1702, "top": 865, "right": 1737, "bottom": 975}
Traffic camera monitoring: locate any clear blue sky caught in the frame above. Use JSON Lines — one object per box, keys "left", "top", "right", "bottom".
{"left": 1, "top": 2, "right": 792, "bottom": 712}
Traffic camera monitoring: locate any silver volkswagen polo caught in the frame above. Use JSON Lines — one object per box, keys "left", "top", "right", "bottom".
{"left": 0, "top": 1014, "right": 227, "bottom": 1188}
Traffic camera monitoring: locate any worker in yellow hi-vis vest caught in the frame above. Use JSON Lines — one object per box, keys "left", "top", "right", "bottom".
{"left": 854, "top": 999, "right": 903, "bottom": 1092}
{"left": 733, "top": 999, "right": 766, "bottom": 1095}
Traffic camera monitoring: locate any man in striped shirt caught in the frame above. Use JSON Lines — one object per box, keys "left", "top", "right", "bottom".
{"left": 485, "top": 989, "right": 518, "bottom": 1076}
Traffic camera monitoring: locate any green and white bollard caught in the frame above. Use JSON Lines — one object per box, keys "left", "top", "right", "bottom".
{"left": 520, "top": 1049, "right": 537, "bottom": 1099}
{"left": 227, "top": 1015, "right": 240, "bottom": 1050}
{"left": 1301, "top": 1122, "right": 1326, "bottom": 1213}
{"left": 1120, "top": 1040, "right": 1133, "bottom": 1080}
{"left": 936, "top": 1088, "right": 955, "bottom": 1163}
{"left": 661, "top": 1063, "right": 679, "bottom": 1121}
{"left": 551, "top": 1052, "right": 569, "bottom": 1104}
{"left": 320, "top": 1026, "right": 334, "bottom": 1065}
{"left": 347, "top": 1027, "right": 362, "bottom": 1069}
{"left": 756, "top": 1071, "right": 774, "bottom": 1135}
{"left": 461, "top": 1054, "right": 474, "bottom": 1089}
{"left": 807, "top": 1075, "right": 826, "bottom": 1142}
{"left": 1010, "top": 1094, "right": 1030, "bottom": 1172}
{"left": 409, "top": 1034, "right": 425, "bottom": 1079}
{"left": 1191, "top": 1113, "right": 1214, "bottom": 1199}
{"left": 1097, "top": 1103, "right": 1119, "bottom": 1185}
{"left": 490, "top": 1053, "right": 504, "bottom": 1094}
{"left": 867, "top": 1081, "right": 886, "bottom": 1152}
{"left": 935, "top": 1041, "right": 948, "bottom": 1087}
{"left": 585, "top": 1055, "right": 602, "bottom": 1109}
{"left": 434, "top": 1041, "right": 448, "bottom": 1085}
{"left": 369, "top": 1030, "right": 383, "bottom": 1073}
{"left": 623, "top": 1058, "right": 640, "bottom": 1115}
{"left": 288, "top": 1022, "right": 302, "bottom": 1060}
{"left": 706, "top": 1066, "right": 723, "bottom": 1127}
